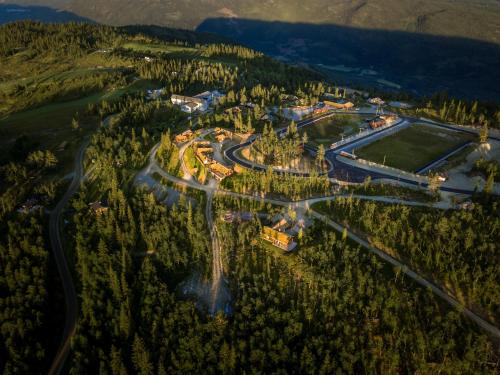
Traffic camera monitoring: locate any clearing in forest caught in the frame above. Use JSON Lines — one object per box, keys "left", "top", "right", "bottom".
{"left": 122, "top": 42, "right": 197, "bottom": 56}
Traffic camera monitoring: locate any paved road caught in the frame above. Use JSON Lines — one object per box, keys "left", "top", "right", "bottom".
{"left": 141, "top": 141, "right": 231, "bottom": 314}
{"left": 147, "top": 143, "right": 454, "bottom": 210}
{"left": 225, "top": 113, "right": 500, "bottom": 195}
{"left": 224, "top": 110, "right": 359, "bottom": 177}
{"left": 144, "top": 146, "right": 500, "bottom": 340}
{"left": 310, "top": 211, "right": 500, "bottom": 341}
{"left": 48, "top": 142, "right": 86, "bottom": 375}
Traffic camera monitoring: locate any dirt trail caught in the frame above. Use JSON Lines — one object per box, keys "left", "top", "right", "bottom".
{"left": 206, "top": 180, "right": 231, "bottom": 315}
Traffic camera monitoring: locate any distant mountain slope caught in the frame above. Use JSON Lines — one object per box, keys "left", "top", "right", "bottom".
{"left": 0, "top": 3, "right": 91, "bottom": 23}
{"left": 197, "top": 18, "right": 500, "bottom": 100}
{"left": 3, "top": 0, "right": 500, "bottom": 100}
{"left": 6, "top": 0, "right": 500, "bottom": 44}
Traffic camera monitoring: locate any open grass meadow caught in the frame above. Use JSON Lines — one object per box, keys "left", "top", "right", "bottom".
{"left": 0, "top": 93, "right": 104, "bottom": 173}
{"left": 122, "top": 41, "right": 198, "bottom": 58}
{"left": 0, "top": 83, "right": 141, "bottom": 172}
{"left": 355, "top": 124, "right": 475, "bottom": 172}
{"left": 0, "top": 40, "right": 165, "bottom": 176}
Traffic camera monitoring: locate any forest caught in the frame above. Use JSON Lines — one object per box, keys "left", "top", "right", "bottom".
{"left": 0, "top": 21, "right": 499, "bottom": 374}
{"left": 54, "top": 104, "right": 500, "bottom": 372}
{"left": 221, "top": 168, "right": 333, "bottom": 200}
{"left": 0, "top": 140, "right": 64, "bottom": 373}
{"left": 315, "top": 197, "right": 500, "bottom": 324}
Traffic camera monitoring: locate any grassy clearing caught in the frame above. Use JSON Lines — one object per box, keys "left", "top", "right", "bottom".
{"left": 356, "top": 125, "right": 474, "bottom": 172}
{"left": 183, "top": 146, "right": 208, "bottom": 184}
{"left": 0, "top": 77, "right": 159, "bottom": 169}
{"left": 0, "top": 90, "right": 108, "bottom": 130}
{"left": 300, "top": 114, "right": 370, "bottom": 146}
{"left": 122, "top": 42, "right": 197, "bottom": 55}
{"left": 0, "top": 48, "right": 135, "bottom": 115}
{"left": 1, "top": 91, "right": 107, "bottom": 174}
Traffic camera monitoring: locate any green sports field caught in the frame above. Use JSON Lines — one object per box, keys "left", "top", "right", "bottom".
{"left": 300, "top": 114, "right": 370, "bottom": 147}
{"left": 355, "top": 124, "right": 475, "bottom": 172}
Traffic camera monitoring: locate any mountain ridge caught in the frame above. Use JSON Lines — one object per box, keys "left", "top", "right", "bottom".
{"left": 2, "top": 0, "right": 500, "bottom": 100}
{"left": 4, "top": 0, "right": 500, "bottom": 44}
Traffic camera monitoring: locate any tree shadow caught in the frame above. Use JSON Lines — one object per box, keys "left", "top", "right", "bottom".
{"left": 197, "top": 18, "right": 500, "bottom": 101}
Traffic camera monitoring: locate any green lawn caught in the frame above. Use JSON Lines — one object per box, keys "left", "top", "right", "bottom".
{"left": 355, "top": 125, "right": 475, "bottom": 172}
{"left": 0, "top": 78, "right": 151, "bottom": 174}
{"left": 122, "top": 42, "right": 197, "bottom": 55}
{"left": 0, "top": 92, "right": 107, "bottom": 172}
{"left": 300, "top": 114, "right": 370, "bottom": 146}
{"left": 0, "top": 78, "right": 159, "bottom": 147}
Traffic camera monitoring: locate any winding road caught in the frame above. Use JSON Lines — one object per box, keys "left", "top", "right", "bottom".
{"left": 48, "top": 142, "right": 86, "bottom": 375}
{"left": 175, "top": 130, "right": 231, "bottom": 314}
{"left": 225, "top": 111, "right": 500, "bottom": 195}
{"left": 50, "top": 120, "right": 499, "bottom": 373}
{"left": 142, "top": 142, "right": 500, "bottom": 341}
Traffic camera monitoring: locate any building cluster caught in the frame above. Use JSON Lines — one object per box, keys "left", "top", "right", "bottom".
{"left": 221, "top": 211, "right": 253, "bottom": 223}
{"left": 214, "top": 127, "right": 233, "bottom": 143}
{"left": 280, "top": 94, "right": 300, "bottom": 105}
{"left": 171, "top": 90, "right": 224, "bottom": 113}
{"left": 368, "top": 97, "right": 385, "bottom": 106}
{"left": 224, "top": 101, "right": 258, "bottom": 113}
{"left": 17, "top": 197, "right": 43, "bottom": 214}
{"left": 284, "top": 99, "right": 355, "bottom": 120}
{"left": 284, "top": 105, "right": 315, "bottom": 120}
{"left": 174, "top": 129, "right": 195, "bottom": 143}
{"left": 260, "top": 213, "right": 311, "bottom": 251}
{"left": 368, "top": 114, "right": 398, "bottom": 129}
{"left": 193, "top": 141, "right": 234, "bottom": 181}
{"left": 224, "top": 102, "right": 266, "bottom": 124}
{"left": 323, "top": 99, "right": 355, "bottom": 110}
{"left": 89, "top": 200, "right": 109, "bottom": 215}
{"left": 261, "top": 226, "right": 296, "bottom": 251}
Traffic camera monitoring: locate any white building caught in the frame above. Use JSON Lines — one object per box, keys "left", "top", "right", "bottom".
{"left": 146, "top": 89, "right": 163, "bottom": 100}
{"left": 171, "top": 94, "right": 208, "bottom": 113}
{"left": 193, "top": 90, "right": 225, "bottom": 105}
{"left": 171, "top": 90, "right": 225, "bottom": 113}
{"left": 283, "top": 106, "right": 314, "bottom": 121}
{"left": 368, "top": 97, "right": 385, "bottom": 106}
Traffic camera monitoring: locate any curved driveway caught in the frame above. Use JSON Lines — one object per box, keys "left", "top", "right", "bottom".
{"left": 48, "top": 142, "right": 86, "bottom": 375}
{"left": 145, "top": 145, "right": 500, "bottom": 340}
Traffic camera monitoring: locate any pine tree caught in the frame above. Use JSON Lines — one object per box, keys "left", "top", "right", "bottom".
{"left": 484, "top": 170, "right": 494, "bottom": 194}
{"left": 479, "top": 122, "right": 489, "bottom": 143}
{"left": 132, "top": 335, "right": 153, "bottom": 375}
{"left": 72, "top": 117, "right": 80, "bottom": 130}
{"left": 316, "top": 145, "right": 325, "bottom": 170}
